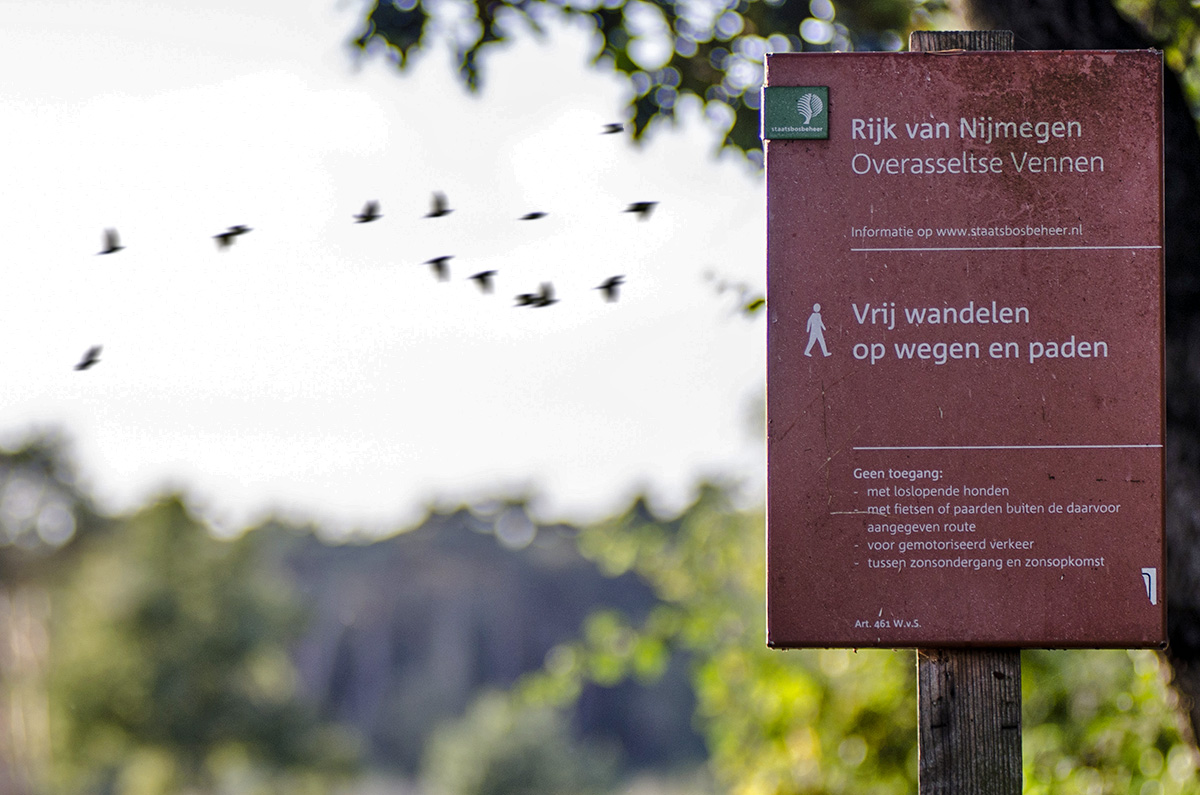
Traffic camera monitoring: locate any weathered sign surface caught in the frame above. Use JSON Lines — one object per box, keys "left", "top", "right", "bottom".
{"left": 765, "top": 51, "right": 1164, "bottom": 647}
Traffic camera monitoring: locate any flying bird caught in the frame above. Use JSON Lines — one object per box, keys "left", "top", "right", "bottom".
{"left": 624, "top": 201, "right": 657, "bottom": 220}
{"left": 595, "top": 275, "right": 624, "bottom": 302}
{"left": 426, "top": 255, "right": 453, "bottom": 281}
{"left": 354, "top": 200, "right": 382, "bottom": 223}
{"left": 74, "top": 345, "right": 102, "bottom": 371}
{"left": 213, "top": 225, "right": 252, "bottom": 249}
{"left": 744, "top": 296, "right": 766, "bottom": 315}
{"left": 533, "top": 282, "right": 557, "bottom": 307}
{"left": 519, "top": 212, "right": 547, "bottom": 221}
{"left": 602, "top": 123, "right": 624, "bottom": 134}
{"left": 98, "top": 228, "right": 124, "bottom": 255}
{"left": 425, "top": 192, "right": 453, "bottom": 218}
{"left": 471, "top": 270, "right": 497, "bottom": 293}
{"left": 515, "top": 282, "right": 556, "bottom": 307}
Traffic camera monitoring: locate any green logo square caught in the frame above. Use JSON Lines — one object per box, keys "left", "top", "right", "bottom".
{"left": 761, "top": 86, "right": 829, "bottom": 140}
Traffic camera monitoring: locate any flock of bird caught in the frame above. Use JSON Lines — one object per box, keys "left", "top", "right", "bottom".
{"left": 75, "top": 125, "right": 657, "bottom": 371}
{"left": 338, "top": 191, "right": 648, "bottom": 306}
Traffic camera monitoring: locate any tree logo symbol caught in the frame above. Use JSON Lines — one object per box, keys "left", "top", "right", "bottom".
{"left": 796, "top": 93, "right": 824, "bottom": 125}
{"left": 762, "top": 86, "right": 828, "bottom": 140}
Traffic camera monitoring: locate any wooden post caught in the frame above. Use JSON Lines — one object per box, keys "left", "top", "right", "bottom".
{"left": 910, "top": 30, "right": 1014, "bottom": 53}
{"left": 917, "top": 649, "right": 1021, "bottom": 794}
{"left": 908, "top": 30, "right": 1022, "bottom": 795}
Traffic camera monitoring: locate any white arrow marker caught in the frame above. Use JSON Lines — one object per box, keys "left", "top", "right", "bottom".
{"left": 1141, "top": 567, "right": 1158, "bottom": 605}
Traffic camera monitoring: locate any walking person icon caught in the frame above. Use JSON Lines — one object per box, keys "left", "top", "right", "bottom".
{"left": 804, "top": 303, "right": 831, "bottom": 357}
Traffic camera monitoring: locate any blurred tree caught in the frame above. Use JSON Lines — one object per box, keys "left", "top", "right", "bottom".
{"left": 1022, "top": 648, "right": 1200, "bottom": 793}
{"left": 349, "top": 0, "right": 931, "bottom": 156}
{"left": 0, "top": 434, "right": 106, "bottom": 583}
{"left": 517, "top": 487, "right": 919, "bottom": 794}
{"left": 45, "top": 495, "right": 360, "bottom": 794}
{"left": 421, "top": 690, "right": 618, "bottom": 795}
{"left": 348, "top": 0, "right": 1200, "bottom": 156}
{"left": 0, "top": 435, "right": 109, "bottom": 794}
{"left": 511, "top": 487, "right": 1200, "bottom": 793}
{"left": 248, "top": 504, "right": 705, "bottom": 775}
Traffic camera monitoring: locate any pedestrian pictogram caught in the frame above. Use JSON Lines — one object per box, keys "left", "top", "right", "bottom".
{"left": 804, "top": 303, "right": 831, "bottom": 357}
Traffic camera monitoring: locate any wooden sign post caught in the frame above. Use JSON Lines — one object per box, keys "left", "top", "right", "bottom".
{"left": 763, "top": 30, "right": 1165, "bottom": 794}
{"left": 912, "top": 30, "right": 1021, "bottom": 795}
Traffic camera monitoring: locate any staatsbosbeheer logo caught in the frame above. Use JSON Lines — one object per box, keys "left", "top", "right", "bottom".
{"left": 761, "top": 86, "right": 829, "bottom": 140}
{"left": 796, "top": 93, "right": 823, "bottom": 124}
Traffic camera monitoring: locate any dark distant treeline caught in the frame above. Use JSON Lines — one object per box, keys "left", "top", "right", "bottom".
{"left": 257, "top": 503, "right": 707, "bottom": 773}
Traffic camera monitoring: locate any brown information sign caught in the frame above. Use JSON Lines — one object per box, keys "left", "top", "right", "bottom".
{"left": 765, "top": 51, "right": 1164, "bottom": 648}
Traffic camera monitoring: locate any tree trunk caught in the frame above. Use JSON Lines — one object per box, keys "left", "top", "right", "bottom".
{"left": 954, "top": 0, "right": 1200, "bottom": 741}
{"left": 0, "top": 587, "right": 51, "bottom": 795}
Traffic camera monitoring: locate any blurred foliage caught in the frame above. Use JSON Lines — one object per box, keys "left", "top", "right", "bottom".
{"left": 351, "top": 0, "right": 1200, "bottom": 160}
{"left": 0, "top": 432, "right": 108, "bottom": 583}
{"left": 1116, "top": 0, "right": 1200, "bottom": 110}
{"left": 512, "top": 485, "right": 1200, "bottom": 794}
{"left": 421, "top": 690, "right": 619, "bottom": 795}
{"left": 517, "top": 486, "right": 919, "bottom": 794}
{"left": 44, "top": 495, "right": 360, "bottom": 794}
{"left": 351, "top": 0, "right": 945, "bottom": 158}
{"left": 1023, "top": 649, "right": 1200, "bottom": 794}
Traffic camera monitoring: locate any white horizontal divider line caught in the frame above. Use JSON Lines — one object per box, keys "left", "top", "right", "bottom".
{"left": 850, "top": 245, "right": 1161, "bottom": 253}
{"left": 854, "top": 444, "right": 1163, "bottom": 450}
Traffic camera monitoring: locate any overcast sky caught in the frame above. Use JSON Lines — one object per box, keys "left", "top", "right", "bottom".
{"left": 0, "top": 0, "right": 766, "bottom": 535}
